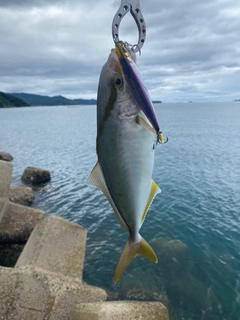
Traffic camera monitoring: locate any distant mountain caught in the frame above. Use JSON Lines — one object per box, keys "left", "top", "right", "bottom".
{"left": 0, "top": 92, "right": 30, "bottom": 108}
{"left": 11, "top": 93, "right": 97, "bottom": 106}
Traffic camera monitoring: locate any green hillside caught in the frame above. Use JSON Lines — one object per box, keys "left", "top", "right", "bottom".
{"left": 12, "top": 93, "right": 97, "bottom": 106}
{"left": 0, "top": 92, "right": 30, "bottom": 108}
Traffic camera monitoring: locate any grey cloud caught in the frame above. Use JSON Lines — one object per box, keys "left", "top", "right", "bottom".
{"left": 0, "top": 0, "right": 97, "bottom": 8}
{"left": 0, "top": 0, "right": 240, "bottom": 102}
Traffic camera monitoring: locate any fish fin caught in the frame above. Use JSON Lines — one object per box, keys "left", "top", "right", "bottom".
{"left": 136, "top": 114, "right": 156, "bottom": 134}
{"left": 88, "top": 162, "right": 106, "bottom": 190}
{"left": 141, "top": 179, "right": 161, "bottom": 224}
{"left": 88, "top": 162, "right": 129, "bottom": 232}
{"left": 114, "top": 236, "right": 158, "bottom": 283}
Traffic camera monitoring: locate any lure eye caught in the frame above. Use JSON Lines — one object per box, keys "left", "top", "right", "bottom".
{"left": 113, "top": 75, "right": 123, "bottom": 88}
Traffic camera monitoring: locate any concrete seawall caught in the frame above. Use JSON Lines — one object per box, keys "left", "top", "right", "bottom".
{"left": 0, "top": 160, "right": 169, "bottom": 320}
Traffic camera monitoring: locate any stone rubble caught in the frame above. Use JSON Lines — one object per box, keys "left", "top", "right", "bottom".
{"left": 21, "top": 166, "right": 51, "bottom": 185}
{"left": 0, "top": 152, "right": 13, "bottom": 162}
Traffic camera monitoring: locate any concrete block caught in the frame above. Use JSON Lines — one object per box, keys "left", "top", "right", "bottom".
{"left": 0, "top": 266, "right": 107, "bottom": 320}
{"left": 0, "top": 160, "right": 12, "bottom": 198}
{"left": 0, "top": 267, "right": 17, "bottom": 319}
{"left": 72, "top": 301, "right": 170, "bottom": 320}
{"left": 0, "top": 198, "right": 9, "bottom": 223}
{"left": 49, "top": 281, "right": 107, "bottom": 320}
{"left": 16, "top": 216, "right": 87, "bottom": 279}
{"left": 0, "top": 201, "right": 44, "bottom": 243}
{"left": 9, "top": 306, "right": 45, "bottom": 320}
{"left": 0, "top": 267, "right": 49, "bottom": 319}
{"left": 0, "top": 243, "right": 25, "bottom": 267}
{"left": 9, "top": 186, "right": 35, "bottom": 206}
{"left": 0, "top": 266, "right": 55, "bottom": 319}
{"left": 16, "top": 268, "right": 50, "bottom": 312}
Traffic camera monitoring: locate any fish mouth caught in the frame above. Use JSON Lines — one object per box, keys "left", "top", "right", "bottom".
{"left": 115, "top": 41, "right": 161, "bottom": 140}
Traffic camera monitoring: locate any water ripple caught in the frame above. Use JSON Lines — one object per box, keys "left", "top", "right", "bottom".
{"left": 1, "top": 103, "right": 240, "bottom": 320}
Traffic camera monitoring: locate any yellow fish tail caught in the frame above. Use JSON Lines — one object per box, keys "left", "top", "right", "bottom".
{"left": 114, "top": 236, "right": 158, "bottom": 283}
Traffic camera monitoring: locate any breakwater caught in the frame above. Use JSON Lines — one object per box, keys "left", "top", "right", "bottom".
{"left": 0, "top": 159, "right": 169, "bottom": 320}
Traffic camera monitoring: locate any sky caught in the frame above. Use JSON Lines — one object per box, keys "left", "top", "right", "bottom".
{"left": 0, "top": 0, "right": 240, "bottom": 102}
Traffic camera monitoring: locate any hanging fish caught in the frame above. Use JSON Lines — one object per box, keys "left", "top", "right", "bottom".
{"left": 88, "top": 42, "right": 163, "bottom": 282}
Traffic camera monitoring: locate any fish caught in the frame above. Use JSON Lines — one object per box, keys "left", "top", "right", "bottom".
{"left": 88, "top": 43, "right": 161, "bottom": 282}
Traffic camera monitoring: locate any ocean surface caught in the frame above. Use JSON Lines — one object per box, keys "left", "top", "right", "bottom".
{"left": 0, "top": 102, "right": 239, "bottom": 320}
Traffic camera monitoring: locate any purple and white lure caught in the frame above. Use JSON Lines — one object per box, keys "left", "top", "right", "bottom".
{"left": 115, "top": 41, "right": 167, "bottom": 144}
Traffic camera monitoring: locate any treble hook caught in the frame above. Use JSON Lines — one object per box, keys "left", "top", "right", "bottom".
{"left": 112, "top": 0, "right": 146, "bottom": 53}
{"left": 158, "top": 131, "right": 168, "bottom": 144}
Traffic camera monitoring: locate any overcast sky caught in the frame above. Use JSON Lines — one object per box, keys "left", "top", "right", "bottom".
{"left": 0, "top": 0, "right": 239, "bottom": 102}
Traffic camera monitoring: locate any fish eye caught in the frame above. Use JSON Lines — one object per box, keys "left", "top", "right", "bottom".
{"left": 115, "top": 78, "right": 122, "bottom": 86}
{"left": 113, "top": 75, "right": 123, "bottom": 88}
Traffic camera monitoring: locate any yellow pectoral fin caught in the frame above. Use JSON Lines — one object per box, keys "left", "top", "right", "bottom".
{"left": 141, "top": 180, "right": 161, "bottom": 224}
{"left": 114, "top": 236, "right": 158, "bottom": 283}
{"left": 88, "top": 162, "right": 129, "bottom": 232}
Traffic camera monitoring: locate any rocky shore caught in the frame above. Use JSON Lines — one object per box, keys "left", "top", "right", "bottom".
{"left": 0, "top": 157, "right": 169, "bottom": 320}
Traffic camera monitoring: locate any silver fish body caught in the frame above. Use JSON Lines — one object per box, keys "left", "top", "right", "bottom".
{"left": 88, "top": 47, "right": 160, "bottom": 282}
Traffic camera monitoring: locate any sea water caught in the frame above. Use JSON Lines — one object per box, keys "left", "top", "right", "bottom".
{"left": 0, "top": 102, "right": 239, "bottom": 320}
